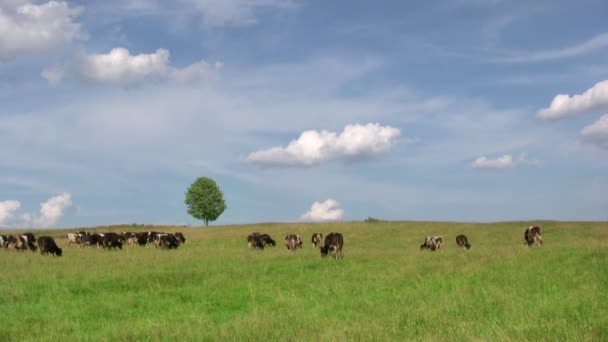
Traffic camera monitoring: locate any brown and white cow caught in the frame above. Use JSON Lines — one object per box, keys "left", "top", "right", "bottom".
{"left": 311, "top": 233, "right": 323, "bottom": 248}
{"left": 524, "top": 226, "right": 543, "bottom": 247}
{"left": 455, "top": 234, "right": 471, "bottom": 250}
{"left": 320, "top": 232, "right": 343, "bottom": 259}
{"left": 420, "top": 236, "right": 444, "bottom": 251}
{"left": 285, "top": 234, "right": 300, "bottom": 252}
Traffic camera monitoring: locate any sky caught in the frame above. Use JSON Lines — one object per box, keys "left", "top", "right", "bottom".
{"left": 1, "top": 0, "right": 607, "bottom": 228}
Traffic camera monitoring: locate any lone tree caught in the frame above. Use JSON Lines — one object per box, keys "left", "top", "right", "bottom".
{"left": 185, "top": 177, "right": 226, "bottom": 226}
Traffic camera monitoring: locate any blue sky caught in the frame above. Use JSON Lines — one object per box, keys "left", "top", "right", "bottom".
{"left": 1, "top": 0, "right": 607, "bottom": 228}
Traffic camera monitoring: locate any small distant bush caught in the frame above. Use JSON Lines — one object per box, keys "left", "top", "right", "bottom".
{"left": 364, "top": 216, "right": 382, "bottom": 223}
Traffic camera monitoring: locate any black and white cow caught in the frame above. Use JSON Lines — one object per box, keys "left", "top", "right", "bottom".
{"left": 37, "top": 236, "right": 63, "bottom": 256}
{"left": 311, "top": 233, "right": 323, "bottom": 248}
{"left": 420, "top": 236, "right": 444, "bottom": 251}
{"left": 455, "top": 234, "right": 471, "bottom": 250}
{"left": 159, "top": 234, "right": 180, "bottom": 250}
{"left": 524, "top": 226, "right": 543, "bottom": 247}
{"left": 0, "top": 235, "right": 8, "bottom": 248}
{"left": 101, "top": 234, "right": 123, "bottom": 250}
{"left": 79, "top": 234, "right": 103, "bottom": 248}
{"left": 174, "top": 232, "right": 186, "bottom": 244}
{"left": 247, "top": 234, "right": 265, "bottom": 250}
{"left": 320, "top": 232, "right": 344, "bottom": 259}
{"left": 18, "top": 233, "right": 37, "bottom": 252}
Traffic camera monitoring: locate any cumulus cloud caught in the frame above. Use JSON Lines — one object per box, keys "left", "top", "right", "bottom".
{"left": 42, "top": 47, "right": 222, "bottom": 86}
{"left": 0, "top": 200, "right": 21, "bottom": 226}
{"left": 0, "top": 193, "right": 72, "bottom": 228}
{"left": 0, "top": 1, "right": 85, "bottom": 62}
{"left": 581, "top": 114, "right": 608, "bottom": 149}
{"left": 537, "top": 80, "right": 608, "bottom": 120}
{"left": 301, "top": 199, "right": 344, "bottom": 221}
{"left": 472, "top": 153, "right": 542, "bottom": 170}
{"left": 247, "top": 123, "right": 401, "bottom": 167}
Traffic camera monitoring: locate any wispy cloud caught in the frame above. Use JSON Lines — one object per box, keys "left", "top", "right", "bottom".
{"left": 301, "top": 199, "right": 344, "bottom": 221}
{"left": 537, "top": 80, "right": 608, "bottom": 120}
{"left": 42, "top": 47, "right": 222, "bottom": 86}
{"left": 498, "top": 32, "right": 608, "bottom": 63}
{"left": 472, "top": 153, "right": 542, "bottom": 170}
{"left": 246, "top": 123, "right": 401, "bottom": 167}
{"left": 0, "top": 1, "right": 86, "bottom": 62}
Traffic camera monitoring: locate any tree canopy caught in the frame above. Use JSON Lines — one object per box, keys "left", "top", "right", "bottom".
{"left": 185, "top": 177, "right": 226, "bottom": 226}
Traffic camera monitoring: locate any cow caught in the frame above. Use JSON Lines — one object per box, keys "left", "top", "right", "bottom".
{"left": 524, "top": 226, "right": 543, "bottom": 247}
{"left": 320, "top": 232, "right": 344, "bottom": 259}
{"left": 101, "top": 234, "right": 123, "bottom": 250}
{"left": 311, "top": 233, "right": 323, "bottom": 248}
{"left": 175, "top": 232, "right": 186, "bottom": 244}
{"left": 285, "top": 234, "right": 300, "bottom": 252}
{"left": 66, "top": 233, "right": 84, "bottom": 247}
{"left": 79, "top": 234, "right": 103, "bottom": 248}
{"left": 6, "top": 235, "right": 18, "bottom": 249}
{"left": 37, "top": 236, "right": 63, "bottom": 256}
{"left": 259, "top": 234, "right": 276, "bottom": 247}
{"left": 122, "top": 232, "right": 138, "bottom": 246}
{"left": 18, "top": 233, "right": 37, "bottom": 252}
{"left": 0, "top": 235, "right": 8, "bottom": 248}
{"left": 247, "top": 234, "right": 265, "bottom": 250}
{"left": 134, "top": 232, "right": 149, "bottom": 246}
{"left": 159, "top": 234, "right": 180, "bottom": 250}
{"left": 420, "top": 236, "right": 444, "bottom": 251}
{"left": 455, "top": 234, "right": 471, "bottom": 250}
{"left": 296, "top": 235, "right": 303, "bottom": 248}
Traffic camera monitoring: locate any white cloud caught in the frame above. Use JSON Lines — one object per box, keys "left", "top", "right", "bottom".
{"left": 472, "top": 153, "right": 542, "bottom": 170}
{"left": 0, "top": 1, "right": 85, "bottom": 62}
{"left": 500, "top": 32, "right": 608, "bottom": 64}
{"left": 0, "top": 200, "right": 21, "bottom": 226}
{"left": 301, "top": 199, "right": 344, "bottom": 221}
{"left": 0, "top": 193, "right": 72, "bottom": 228}
{"left": 537, "top": 80, "right": 608, "bottom": 120}
{"left": 581, "top": 114, "right": 608, "bottom": 149}
{"left": 43, "top": 47, "right": 222, "bottom": 86}
{"left": 247, "top": 123, "right": 401, "bottom": 167}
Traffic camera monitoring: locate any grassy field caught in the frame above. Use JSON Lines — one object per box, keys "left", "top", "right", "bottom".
{"left": 0, "top": 221, "right": 607, "bottom": 341}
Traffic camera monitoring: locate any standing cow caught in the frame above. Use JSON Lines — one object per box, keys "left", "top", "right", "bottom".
{"left": 455, "top": 235, "right": 471, "bottom": 250}
{"left": 311, "top": 233, "right": 323, "bottom": 248}
{"left": 0, "top": 235, "right": 8, "bottom": 248}
{"left": 524, "top": 226, "right": 543, "bottom": 247}
{"left": 320, "top": 232, "right": 344, "bottom": 259}
{"left": 37, "top": 236, "right": 63, "bottom": 256}
{"left": 285, "top": 234, "right": 299, "bottom": 252}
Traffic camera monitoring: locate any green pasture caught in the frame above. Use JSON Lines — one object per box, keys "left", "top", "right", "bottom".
{"left": 0, "top": 221, "right": 606, "bottom": 341}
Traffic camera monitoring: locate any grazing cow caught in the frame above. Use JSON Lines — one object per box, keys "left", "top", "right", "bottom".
{"left": 18, "top": 233, "right": 37, "bottom": 252}
{"left": 420, "top": 236, "right": 444, "bottom": 251}
{"left": 259, "top": 234, "right": 276, "bottom": 247}
{"left": 0, "top": 235, "right": 8, "bottom": 248}
{"left": 311, "top": 233, "right": 323, "bottom": 248}
{"left": 159, "top": 234, "right": 180, "bottom": 250}
{"left": 455, "top": 234, "right": 471, "bottom": 250}
{"left": 37, "top": 236, "right": 63, "bottom": 256}
{"left": 146, "top": 231, "right": 162, "bottom": 245}
{"left": 101, "top": 234, "right": 123, "bottom": 250}
{"left": 247, "top": 234, "right": 265, "bottom": 250}
{"left": 285, "top": 234, "right": 300, "bottom": 252}
{"left": 122, "top": 232, "right": 137, "bottom": 246}
{"left": 524, "top": 226, "right": 543, "bottom": 247}
{"left": 320, "top": 232, "right": 344, "bottom": 259}
{"left": 175, "top": 232, "right": 186, "bottom": 244}
{"left": 79, "top": 234, "right": 102, "bottom": 248}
